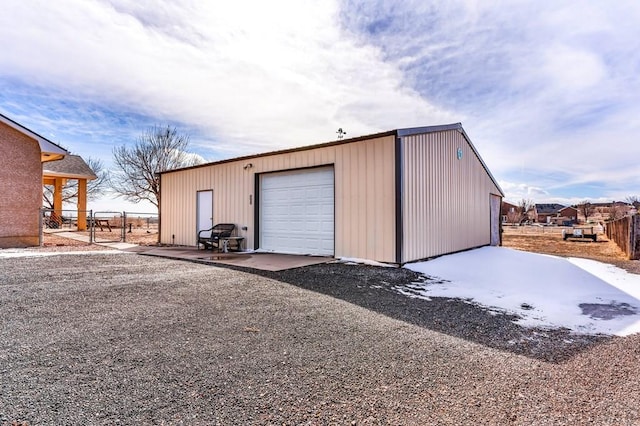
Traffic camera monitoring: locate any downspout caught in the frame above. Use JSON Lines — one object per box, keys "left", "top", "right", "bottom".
{"left": 253, "top": 173, "right": 260, "bottom": 250}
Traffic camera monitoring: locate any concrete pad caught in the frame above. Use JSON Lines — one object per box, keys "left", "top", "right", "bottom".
{"left": 137, "top": 246, "right": 333, "bottom": 271}
{"left": 197, "top": 252, "right": 333, "bottom": 271}
{"left": 100, "top": 242, "right": 139, "bottom": 250}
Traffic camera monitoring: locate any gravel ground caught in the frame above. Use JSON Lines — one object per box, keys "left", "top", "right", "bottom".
{"left": 1, "top": 252, "right": 639, "bottom": 425}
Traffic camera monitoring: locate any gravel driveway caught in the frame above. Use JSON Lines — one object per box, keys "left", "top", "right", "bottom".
{"left": 1, "top": 252, "right": 639, "bottom": 425}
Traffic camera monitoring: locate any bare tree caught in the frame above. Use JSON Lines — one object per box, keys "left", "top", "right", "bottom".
{"left": 608, "top": 204, "right": 627, "bottom": 221}
{"left": 43, "top": 157, "right": 108, "bottom": 209}
{"left": 625, "top": 195, "right": 640, "bottom": 208}
{"left": 578, "top": 200, "right": 595, "bottom": 223}
{"left": 110, "top": 126, "right": 203, "bottom": 210}
{"left": 518, "top": 198, "right": 534, "bottom": 222}
{"left": 506, "top": 208, "right": 522, "bottom": 225}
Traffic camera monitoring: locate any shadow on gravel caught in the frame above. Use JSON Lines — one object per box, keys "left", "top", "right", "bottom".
{"left": 230, "top": 262, "right": 611, "bottom": 363}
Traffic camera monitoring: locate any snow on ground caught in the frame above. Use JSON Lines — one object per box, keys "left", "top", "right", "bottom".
{"left": 403, "top": 247, "right": 640, "bottom": 336}
{"left": 338, "top": 257, "right": 396, "bottom": 268}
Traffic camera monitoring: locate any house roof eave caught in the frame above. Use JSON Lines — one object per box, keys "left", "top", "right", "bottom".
{"left": 42, "top": 170, "right": 97, "bottom": 181}
{"left": 42, "top": 154, "right": 97, "bottom": 180}
{"left": 0, "top": 113, "right": 69, "bottom": 158}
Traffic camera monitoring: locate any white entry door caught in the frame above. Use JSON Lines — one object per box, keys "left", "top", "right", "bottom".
{"left": 260, "top": 167, "right": 334, "bottom": 256}
{"left": 490, "top": 194, "right": 501, "bottom": 246}
{"left": 197, "top": 190, "right": 213, "bottom": 236}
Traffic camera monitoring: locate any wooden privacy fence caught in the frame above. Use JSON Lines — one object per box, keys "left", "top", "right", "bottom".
{"left": 605, "top": 215, "right": 640, "bottom": 260}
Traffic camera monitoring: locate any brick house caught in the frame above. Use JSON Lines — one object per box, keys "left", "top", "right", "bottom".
{"left": 501, "top": 201, "right": 520, "bottom": 223}
{"left": 533, "top": 204, "right": 565, "bottom": 224}
{"left": 0, "top": 113, "right": 67, "bottom": 247}
{"left": 556, "top": 206, "right": 578, "bottom": 225}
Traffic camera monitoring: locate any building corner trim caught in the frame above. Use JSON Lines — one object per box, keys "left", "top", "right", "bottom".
{"left": 395, "top": 136, "right": 403, "bottom": 264}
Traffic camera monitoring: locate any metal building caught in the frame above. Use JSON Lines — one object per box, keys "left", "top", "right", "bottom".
{"left": 159, "top": 123, "right": 503, "bottom": 264}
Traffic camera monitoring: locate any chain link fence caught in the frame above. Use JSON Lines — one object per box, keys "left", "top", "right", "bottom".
{"left": 40, "top": 209, "right": 159, "bottom": 246}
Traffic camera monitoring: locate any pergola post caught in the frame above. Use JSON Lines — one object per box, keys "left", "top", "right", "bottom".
{"left": 42, "top": 154, "right": 96, "bottom": 231}
{"left": 53, "top": 178, "right": 63, "bottom": 226}
{"left": 77, "top": 178, "right": 87, "bottom": 231}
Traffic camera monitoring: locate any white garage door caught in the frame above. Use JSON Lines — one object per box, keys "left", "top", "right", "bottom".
{"left": 260, "top": 167, "right": 334, "bottom": 256}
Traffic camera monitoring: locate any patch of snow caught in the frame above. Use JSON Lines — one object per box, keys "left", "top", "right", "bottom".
{"left": 337, "top": 257, "right": 396, "bottom": 268}
{"left": 403, "top": 247, "right": 640, "bottom": 337}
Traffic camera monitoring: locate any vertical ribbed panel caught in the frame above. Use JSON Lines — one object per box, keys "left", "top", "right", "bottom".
{"left": 401, "top": 130, "right": 501, "bottom": 262}
{"left": 160, "top": 135, "right": 396, "bottom": 262}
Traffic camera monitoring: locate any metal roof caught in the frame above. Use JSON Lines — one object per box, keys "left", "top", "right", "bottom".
{"left": 396, "top": 122, "right": 463, "bottom": 137}
{"left": 160, "top": 122, "right": 504, "bottom": 196}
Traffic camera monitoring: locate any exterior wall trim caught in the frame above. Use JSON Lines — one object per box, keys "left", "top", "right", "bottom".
{"left": 403, "top": 244, "right": 491, "bottom": 265}
{"left": 396, "top": 123, "right": 463, "bottom": 137}
{"left": 394, "top": 136, "right": 403, "bottom": 264}
{"left": 253, "top": 172, "right": 260, "bottom": 250}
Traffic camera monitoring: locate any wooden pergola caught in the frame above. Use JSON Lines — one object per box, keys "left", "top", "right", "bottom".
{"left": 42, "top": 155, "right": 97, "bottom": 231}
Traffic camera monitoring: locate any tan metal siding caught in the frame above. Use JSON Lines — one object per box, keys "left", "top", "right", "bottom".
{"left": 160, "top": 135, "right": 397, "bottom": 262}
{"left": 401, "top": 130, "right": 501, "bottom": 262}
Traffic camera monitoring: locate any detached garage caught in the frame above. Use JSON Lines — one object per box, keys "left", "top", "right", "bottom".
{"left": 159, "top": 123, "right": 503, "bottom": 264}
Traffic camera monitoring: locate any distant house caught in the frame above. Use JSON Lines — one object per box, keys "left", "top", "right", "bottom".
{"left": 533, "top": 204, "right": 565, "bottom": 224}
{"left": 555, "top": 206, "right": 578, "bottom": 225}
{"left": 160, "top": 123, "right": 504, "bottom": 264}
{"left": 530, "top": 203, "right": 576, "bottom": 225}
{"left": 577, "top": 201, "right": 635, "bottom": 223}
{"left": 501, "top": 201, "right": 520, "bottom": 223}
{"left": 0, "top": 113, "right": 95, "bottom": 248}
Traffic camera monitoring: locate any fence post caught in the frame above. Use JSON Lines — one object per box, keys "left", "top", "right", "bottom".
{"left": 89, "top": 209, "right": 94, "bottom": 244}
{"left": 122, "top": 212, "right": 127, "bottom": 242}
{"left": 632, "top": 216, "right": 640, "bottom": 260}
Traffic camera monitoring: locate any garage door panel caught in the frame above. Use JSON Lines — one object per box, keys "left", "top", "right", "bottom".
{"left": 260, "top": 167, "right": 334, "bottom": 256}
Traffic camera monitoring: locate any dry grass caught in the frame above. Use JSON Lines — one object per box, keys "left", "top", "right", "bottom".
{"left": 502, "top": 225, "right": 640, "bottom": 274}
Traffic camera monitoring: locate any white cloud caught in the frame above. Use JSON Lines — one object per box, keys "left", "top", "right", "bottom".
{"left": 540, "top": 45, "right": 606, "bottom": 92}
{"left": 1, "top": 0, "right": 639, "bottom": 204}
{"left": 0, "top": 0, "right": 454, "bottom": 159}
{"left": 499, "top": 181, "right": 549, "bottom": 202}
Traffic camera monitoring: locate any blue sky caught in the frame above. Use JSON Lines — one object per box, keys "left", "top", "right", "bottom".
{"left": 1, "top": 1, "right": 639, "bottom": 212}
